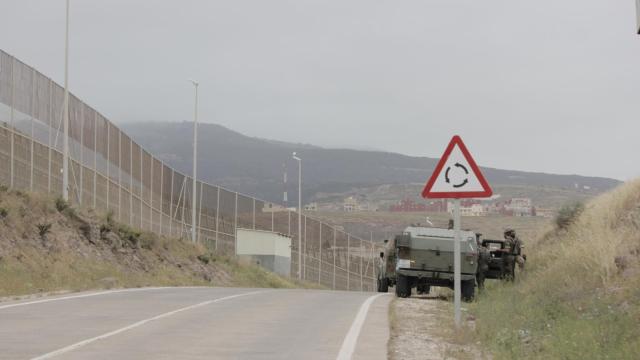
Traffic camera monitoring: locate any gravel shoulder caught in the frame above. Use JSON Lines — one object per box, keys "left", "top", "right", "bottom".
{"left": 388, "top": 293, "right": 488, "bottom": 360}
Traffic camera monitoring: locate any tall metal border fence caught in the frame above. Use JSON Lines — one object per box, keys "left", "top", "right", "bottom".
{"left": 0, "top": 50, "right": 382, "bottom": 291}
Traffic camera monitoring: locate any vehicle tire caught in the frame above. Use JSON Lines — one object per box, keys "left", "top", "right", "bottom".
{"left": 417, "top": 283, "right": 430, "bottom": 295}
{"left": 461, "top": 279, "right": 475, "bottom": 302}
{"left": 395, "top": 275, "right": 411, "bottom": 298}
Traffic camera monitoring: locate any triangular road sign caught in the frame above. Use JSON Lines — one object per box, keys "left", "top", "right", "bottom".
{"left": 422, "top": 135, "right": 492, "bottom": 199}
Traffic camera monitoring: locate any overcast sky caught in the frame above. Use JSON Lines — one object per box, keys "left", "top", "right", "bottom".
{"left": 2, "top": 1, "right": 639, "bottom": 180}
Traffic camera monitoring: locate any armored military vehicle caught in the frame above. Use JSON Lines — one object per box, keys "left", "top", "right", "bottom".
{"left": 377, "top": 226, "right": 478, "bottom": 301}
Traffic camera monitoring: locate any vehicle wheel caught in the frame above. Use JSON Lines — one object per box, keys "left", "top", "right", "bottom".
{"left": 417, "top": 283, "right": 430, "bottom": 295}
{"left": 461, "top": 280, "right": 475, "bottom": 302}
{"left": 395, "top": 275, "right": 411, "bottom": 298}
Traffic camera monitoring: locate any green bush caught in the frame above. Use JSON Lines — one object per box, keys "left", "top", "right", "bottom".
{"left": 0, "top": 208, "right": 8, "bottom": 219}
{"left": 55, "top": 197, "right": 69, "bottom": 212}
{"left": 117, "top": 224, "right": 141, "bottom": 248}
{"left": 197, "top": 253, "right": 216, "bottom": 265}
{"left": 62, "top": 207, "right": 79, "bottom": 221}
{"left": 139, "top": 232, "right": 158, "bottom": 250}
{"left": 555, "top": 202, "right": 584, "bottom": 230}
{"left": 105, "top": 210, "right": 115, "bottom": 225}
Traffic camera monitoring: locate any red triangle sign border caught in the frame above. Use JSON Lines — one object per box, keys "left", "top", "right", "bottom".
{"left": 421, "top": 135, "right": 493, "bottom": 199}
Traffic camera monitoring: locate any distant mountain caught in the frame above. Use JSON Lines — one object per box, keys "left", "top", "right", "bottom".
{"left": 121, "top": 122, "right": 621, "bottom": 204}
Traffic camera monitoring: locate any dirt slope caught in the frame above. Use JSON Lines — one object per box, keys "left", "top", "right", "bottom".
{"left": 0, "top": 188, "right": 311, "bottom": 298}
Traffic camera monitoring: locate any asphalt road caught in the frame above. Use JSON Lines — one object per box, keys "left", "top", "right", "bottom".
{"left": 0, "top": 287, "right": 391, "bottom": 360}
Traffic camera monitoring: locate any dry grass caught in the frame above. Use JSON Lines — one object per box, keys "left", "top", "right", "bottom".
{"left": 468, "top": 179, "right": 640, "bottom": 359}
{"left": 0, "top": 189, "right": 320, "bottom": 298}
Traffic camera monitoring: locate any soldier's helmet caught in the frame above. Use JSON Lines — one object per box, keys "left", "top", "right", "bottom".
{"left": 504, "top": 228, "right": 516, "bottom": 237}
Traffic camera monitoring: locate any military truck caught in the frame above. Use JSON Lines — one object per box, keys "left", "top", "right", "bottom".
{"left": 377, "top": 227, "right": 478, "bottom": 301}
{"left": 481, "top": 238, "right": 514, "bottom": 280}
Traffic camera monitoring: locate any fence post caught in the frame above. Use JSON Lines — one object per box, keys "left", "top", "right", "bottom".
{"left": 130, "top": 138, "right": 134, "bottom": 227}
{"left": 9, "top": 57, "right": 14, "bottom": 189}
{"left": 372, "top": 242, "right": 376, "bottom": 290}
{"left": 92, "top": 111, "right": 97, "bottom": 209}
{"left": 360, "top": 240, "right": 364, "bottom": 291}
{"left": 117, "top": 130, "right": 122, "bottom": 221}
{"left": 214, "top": 186, "right": 220, "bottom": 251}
{"left": 318, "top": 223, "right": 322, "bottom": 284}
{"left": 198, "top": 182, "right": 203, "bottom": 243}
{"left": 149, "top": 156, "right": 154, "bottom": 230}
{"left": 271, "top": 207, "right": 274, "bottom": 232}
{"left": 106, "top": 123, "right": 110, "bottom": 212}
{"left": 139, "top": 146, "right": 143, "bottom": 230}
{"left": 347, "top": 234, "right": 350, "bottom": 291}
{"left": 169, "top": 170, "right": 174, "bottom": 236}
{"left": 180, "top": 181, "right": 186, "bottom": 238}
{"left": 78, "top": 103, "right": 83, "bottom": 205}
{"left": 29, "top": 68, "right": 35, "bottom": 192}
{"left": 303, "top": 216, "right": 307, "bottom": 280}
{"left": 159, "top": 162, "right": 164, "bottom": 234}
{"left": 333, "top": 228, "right": 336, "bottom": 290}
{"left": 47, "top": 79, "right": 52, "bottom": 194}
{"left": 234, "top": 192, "right": 238, "bottom": 255}
{"left": 252, "top": 198, "right": 256, "bottom": 230}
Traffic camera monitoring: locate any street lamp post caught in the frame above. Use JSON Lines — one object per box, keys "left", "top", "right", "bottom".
{"left": 189, "top": 79, "right": 199, "bottom": 243}
{"left": 62, "top": 0, "right": 70, "bottom": 201}
{"left": 292, "top": 152, "right": 302, "bottom": 280}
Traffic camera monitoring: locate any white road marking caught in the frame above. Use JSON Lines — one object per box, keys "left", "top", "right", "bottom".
{"left": 0, "top": 287, "right": 209, "bottom": 310}
{"left": 336, "top": 293, "right": 389, "bottom": 360}
{"left": 30, "top": 290, "right": 265, "bottom": 360}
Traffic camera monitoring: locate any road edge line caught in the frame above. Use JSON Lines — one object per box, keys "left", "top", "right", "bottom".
{"left": 0, "top": 287, "right": 185, "bottom": 310}
{"left": 30, "top": 290, "right": 265, "bottom": 360}
{"left": 336, "top": 293, "right": 389, "bottom": 360}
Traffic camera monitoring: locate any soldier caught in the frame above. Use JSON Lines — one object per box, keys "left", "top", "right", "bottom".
{"left": 476, "top": 233, "right": 490, "bottom": 290}
{"left": 514, "top": 233, "right": 526, "bottom": 271}
{"left": 500, "top": 228, "right": 517, "bottom": 280}
{"left": 448, "top": 219, "right": 454, "bottom": 230}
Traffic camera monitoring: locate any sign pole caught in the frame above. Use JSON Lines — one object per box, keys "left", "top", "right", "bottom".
{"left": 421, "top": 135, "right": 493, "bottom": 329}
{"left": 453, "top": 198, "right": 462, "bottom": 327}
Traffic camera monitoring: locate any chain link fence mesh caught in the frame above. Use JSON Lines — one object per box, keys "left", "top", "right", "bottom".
{"left": 0, "top": 49, "right": 385, "bottom": 291}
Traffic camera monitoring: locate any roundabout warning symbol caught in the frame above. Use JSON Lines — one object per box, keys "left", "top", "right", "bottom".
{"left": 422, "top": 135, "right": 492, "bottom": 199}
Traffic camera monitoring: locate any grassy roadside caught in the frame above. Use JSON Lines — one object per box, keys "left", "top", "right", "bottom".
{"left": 458, "top": 179, "right": 640, "bottom": 359}
{"left": 0, "top": 188, "right": 320, "bottom": 298}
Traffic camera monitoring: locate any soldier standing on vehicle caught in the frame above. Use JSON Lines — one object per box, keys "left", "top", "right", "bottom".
{"left": 476, "top": 234, "right": 490, "bottom": 290}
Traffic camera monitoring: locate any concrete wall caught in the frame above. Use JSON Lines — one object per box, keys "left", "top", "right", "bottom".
{"left": 239, "top": 255, "right": 291, "bottom": 277}
{"left": 236, "top": 228, "right": 291, "bottom": 277}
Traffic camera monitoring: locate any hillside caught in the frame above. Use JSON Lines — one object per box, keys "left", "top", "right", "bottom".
{"left": 467, "top": 179, "right": 640, "bottom": 358}
{"left": 121, "top": 122, "right": 621, "bottom": 205}
{"left": 0, "top": 189, "right": 314, "bottom": 297}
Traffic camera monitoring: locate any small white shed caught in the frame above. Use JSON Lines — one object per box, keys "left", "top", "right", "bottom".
{"left": 236, "top": 228, "right": 292, "bottom": 277}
